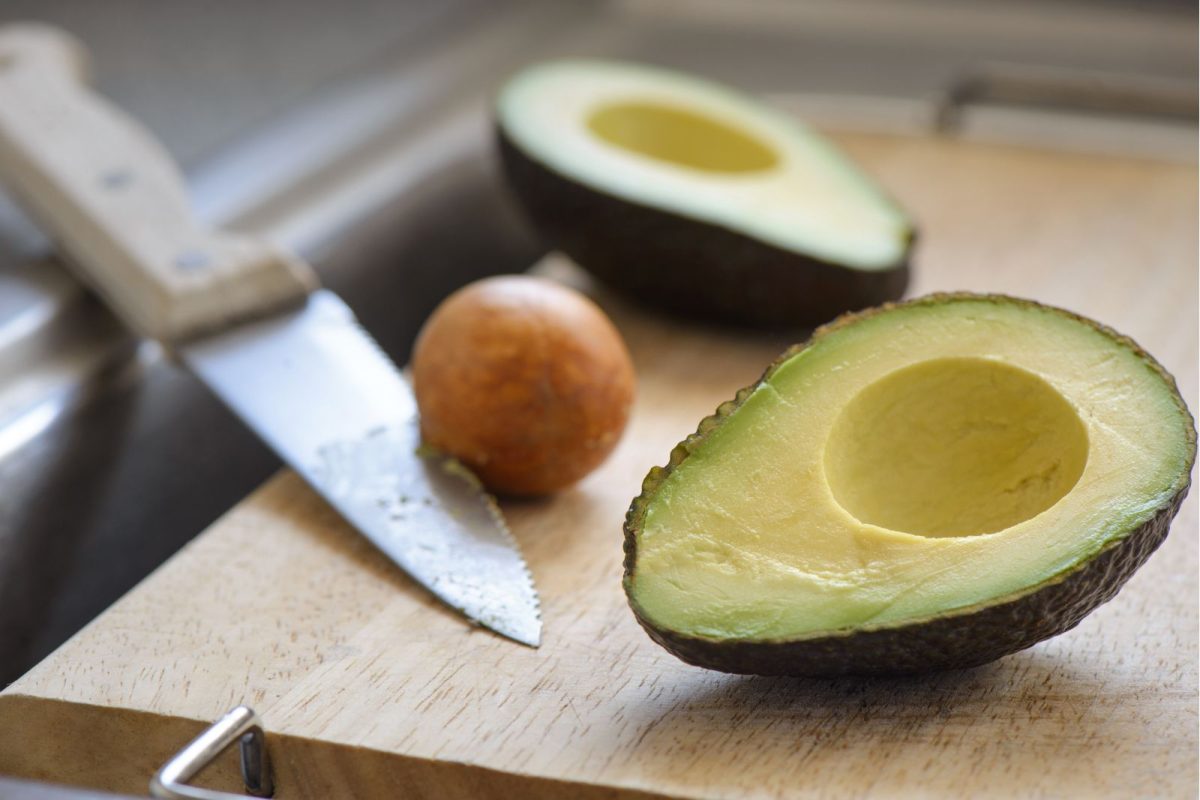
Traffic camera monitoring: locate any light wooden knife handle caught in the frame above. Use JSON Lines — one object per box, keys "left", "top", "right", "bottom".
{"left": 0, "top": 23, "right": 316, "bottom": 344}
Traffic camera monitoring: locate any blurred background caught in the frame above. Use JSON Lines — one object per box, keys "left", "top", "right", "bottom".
{"left": 0, "top": 0, "right": 1195, "bottom": 694}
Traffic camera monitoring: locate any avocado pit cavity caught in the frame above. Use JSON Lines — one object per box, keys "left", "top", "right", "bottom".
{"left": 587, "top": 100, "right": 779, "bottom": 174}
{"left": 824, "top": 357, "right": 1088, "bottom": 538}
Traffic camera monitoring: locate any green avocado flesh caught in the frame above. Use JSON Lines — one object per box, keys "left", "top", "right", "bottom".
{"left": 624, "top": 295, "right": 1195, "bottom": 674}
{"left": 496, "top": 60, "right": 913, "bottom": 328}
{"left": 497, "top": 59, "right": 909, "bottom": 271}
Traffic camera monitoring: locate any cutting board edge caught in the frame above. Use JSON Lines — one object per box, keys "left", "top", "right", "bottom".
{"left": 0, "top": 693, "right": 692, "bottom": 800}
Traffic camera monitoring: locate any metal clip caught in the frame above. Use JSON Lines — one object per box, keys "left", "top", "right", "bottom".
{"left": 150, "top": 705, "right": 274, "bottom": 799}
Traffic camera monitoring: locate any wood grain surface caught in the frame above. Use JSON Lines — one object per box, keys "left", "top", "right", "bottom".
{"left": 2, "top": 133, "right": 1196, "bottom": 799}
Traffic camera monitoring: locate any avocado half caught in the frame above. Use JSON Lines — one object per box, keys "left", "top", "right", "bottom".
{"left": 623, "top": 294, "right": 1196, "bottom": 676}
{"left": 496, "top": 60, "right": 914, "bottom": 328}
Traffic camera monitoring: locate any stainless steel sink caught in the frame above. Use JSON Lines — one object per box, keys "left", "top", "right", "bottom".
{"left": 1, "top": 0, "right": 1194, "bottom": 687}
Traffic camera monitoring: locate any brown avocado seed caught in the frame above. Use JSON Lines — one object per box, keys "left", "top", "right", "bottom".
{"left": 412, "top": 275, "right": 635, "bottom": 497}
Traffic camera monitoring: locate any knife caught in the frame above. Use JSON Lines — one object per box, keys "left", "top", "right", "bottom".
{"left": 0, "top": 24, "right": 541, "bottom": 646}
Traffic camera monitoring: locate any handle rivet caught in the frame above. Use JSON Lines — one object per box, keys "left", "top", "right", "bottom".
{"left": 175, "top": 250, "right": 211, "bottom": 271}
{"left": 100, "top": 168, "right": 133, "bottom": 190}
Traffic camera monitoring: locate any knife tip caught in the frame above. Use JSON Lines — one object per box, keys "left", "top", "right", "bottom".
{"left": 483, "top": 616, "right": 542, "bottom": 648}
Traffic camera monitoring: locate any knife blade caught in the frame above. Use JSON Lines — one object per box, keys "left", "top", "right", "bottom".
{"left": 0, "top": 24, "right": 541, "bottom": 645}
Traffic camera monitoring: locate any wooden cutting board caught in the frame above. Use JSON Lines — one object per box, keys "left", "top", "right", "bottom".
{"left": 2, "top": 133, "right": 1197, "bottom": 799}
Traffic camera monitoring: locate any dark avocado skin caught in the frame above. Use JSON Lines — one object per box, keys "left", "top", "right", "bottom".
{"left": 622, "top": 294, "right": 1197, "bottom": 677}
{"left": 497, "top": 128, "right": 912, "bottom": 330}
